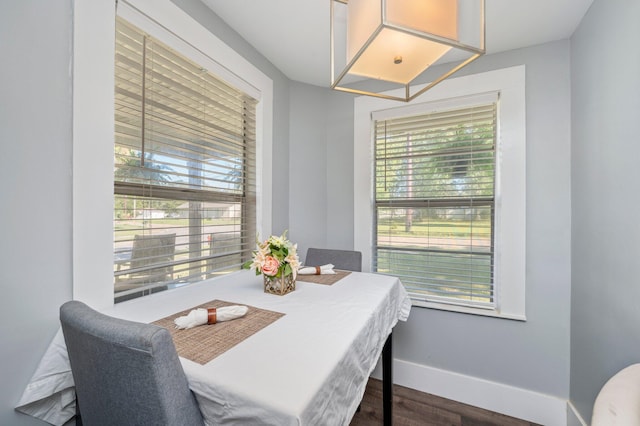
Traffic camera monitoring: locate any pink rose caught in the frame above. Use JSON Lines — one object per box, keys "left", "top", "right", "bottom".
{"left": 261, "top": 255, "right": 280, "bottom": 276}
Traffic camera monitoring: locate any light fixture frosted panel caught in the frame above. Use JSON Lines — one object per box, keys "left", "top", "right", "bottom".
{"left": 385, "top": 0, "right": 458, "bottom": 39}
{"left": 331, "top": 0, "right": 485, "bottom": 102}
{"left": 349, "top": 28, "right": 452, "bottom": 84}
{"left": 346, "top": 0, "right": 381, "bottom": 60}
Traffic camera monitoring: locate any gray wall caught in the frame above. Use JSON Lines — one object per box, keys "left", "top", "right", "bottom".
{"left": 570, "top": 0, "right": 640, "bottom": 421}
{"left": 288, "top": 83, "right": 358, "bottom": 261}
{"left": 326, "top": 90, "right": 358, "bottom": 250}
{"left": 289, "top": 83, "right": 329, "bottom": 255}
{"left": 290, "top": 41, "right": 573, "bottom": 397}
{"left": 0, "top": 1, "right": 74, "bottom": 424}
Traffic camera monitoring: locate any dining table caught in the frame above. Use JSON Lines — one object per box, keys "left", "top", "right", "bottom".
{"left": 16, "top": 269, "right": 411, "bottom": 425}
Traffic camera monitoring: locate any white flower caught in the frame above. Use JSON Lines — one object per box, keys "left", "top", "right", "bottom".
{"left": 284, "top": 243, "right": 300, "bottom": 278}
{"left": 269, "top": 234, "right": 286, "bottom": 248}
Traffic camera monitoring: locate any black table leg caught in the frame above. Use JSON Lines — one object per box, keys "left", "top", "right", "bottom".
{"left": 382, "top": 332, "right": 393, "bottom": 426}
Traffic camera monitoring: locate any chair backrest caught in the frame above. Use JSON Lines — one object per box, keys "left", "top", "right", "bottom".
{"left": 592, "top": 363, "right": 640, "bottom": 425}
{"left": 208, "top": 232, "right": 242, "bottom": 273}
{"left": 130, "top": 233, "right": 176, "bottom": 274}
{"left": 305, "top": 248, "right": 362, "bottom": 272}
{"left": 59, "top": 301, "right": 203, "bottom": 426}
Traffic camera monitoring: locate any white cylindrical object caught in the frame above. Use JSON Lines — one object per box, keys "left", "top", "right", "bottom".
{"left": 592, "top": 364, "right": 640, "bottom": 425}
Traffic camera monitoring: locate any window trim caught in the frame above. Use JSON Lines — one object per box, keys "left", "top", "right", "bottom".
{"left": 372, "top": 92, "right": 498, "bottom": 310}
{"left": 113, "top": 15, "right": 259, "bottom": 301}
{"left": 73, "top": 0, "right": 273, "bottom": 309}
{"left": 354, "top": 66, "right": 526, "bottom": 320}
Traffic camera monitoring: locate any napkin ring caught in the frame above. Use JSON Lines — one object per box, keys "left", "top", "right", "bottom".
{"left": 315, "top": 266, "right": 321, "bottom": 275}
{"left": 207, "top": 308, "right": 217, "bottom": 324}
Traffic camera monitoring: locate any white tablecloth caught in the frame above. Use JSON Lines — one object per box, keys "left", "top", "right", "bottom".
{"left": 16, "top": 270, "right": 411, "bottom": 425}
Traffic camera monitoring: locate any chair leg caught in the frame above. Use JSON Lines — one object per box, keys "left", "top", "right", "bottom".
{"left": 75, "top": 394, "right": 83, "bottom": 426}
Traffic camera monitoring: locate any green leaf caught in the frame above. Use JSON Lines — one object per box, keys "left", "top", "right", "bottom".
{"left": 283, "top": 263, "right": 292, "bottom": 276}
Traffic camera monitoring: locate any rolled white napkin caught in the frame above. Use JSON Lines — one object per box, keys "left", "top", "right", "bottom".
{"left": 174, "top": 305, "right": 249, "bottom": 330}
{"left": 298, "top": 263, "right": 336, "bottom": 275}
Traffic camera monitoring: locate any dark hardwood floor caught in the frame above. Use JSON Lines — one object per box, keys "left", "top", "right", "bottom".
{"left": 350, "top": 379, "right": 540, "bottom": 426}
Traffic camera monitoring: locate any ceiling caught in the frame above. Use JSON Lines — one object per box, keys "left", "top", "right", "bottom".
{"left": 201, "top": 0, "right": 594, "bottom": 88}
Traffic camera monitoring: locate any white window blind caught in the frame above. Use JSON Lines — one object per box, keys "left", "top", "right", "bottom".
{"left": 374, "top": 100, "right": 497, "bottom": 308}
{"left": 114, "top": 17, "right": 257, "bottom": 302}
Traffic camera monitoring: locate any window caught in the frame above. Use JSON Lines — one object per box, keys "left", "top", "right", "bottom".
{"left": 374, "top": 95, "right": 497, "bottom": 309}
{"left": 113, "top": 17, "right": 257, "bottom": 302}
{"left": 354, "top": 66, "right": 526, "bottom": 320}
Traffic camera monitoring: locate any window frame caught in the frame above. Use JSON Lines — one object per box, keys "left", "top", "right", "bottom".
{"left": 372, "top": 93, "right": 498, "bottom": 310}
{"left": 112, "top": 16, "right": 259, "bottom": 301}
{"left": 73, "top": 0, "right": 273, "bottom": 309}
{"left": 354, "top": 66, "right": 526, "bottom": 320}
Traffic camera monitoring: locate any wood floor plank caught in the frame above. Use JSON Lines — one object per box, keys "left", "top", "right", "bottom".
{"left": 350, "top": 378, "right": 540, "bottom": 426}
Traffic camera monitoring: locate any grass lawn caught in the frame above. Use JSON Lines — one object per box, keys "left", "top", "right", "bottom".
{"left": 376, "top": 217, "right": 494, "bottom": 304}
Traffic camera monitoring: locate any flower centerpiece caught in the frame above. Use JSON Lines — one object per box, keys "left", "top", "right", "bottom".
{"left": 243, "top": 231, "right": 300, "bottom": 295}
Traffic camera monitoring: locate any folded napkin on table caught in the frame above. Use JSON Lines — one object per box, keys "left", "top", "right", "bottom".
{"left": 174, "top": 305, "right": 248, "bottom": 330}
{"left": 298, "top": 263, "right": 336, "bottom": 275}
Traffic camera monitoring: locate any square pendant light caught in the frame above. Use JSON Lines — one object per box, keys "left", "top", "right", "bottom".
{"left": 330, "top": 0, "right": 485, "bottom": 102}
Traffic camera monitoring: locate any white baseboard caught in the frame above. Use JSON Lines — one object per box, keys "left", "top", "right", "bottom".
{"left": 371, "top": 358, "right": 567, "bottom": 426}
{"left": 567, "top": 401, "right": 588, "bottom": 426}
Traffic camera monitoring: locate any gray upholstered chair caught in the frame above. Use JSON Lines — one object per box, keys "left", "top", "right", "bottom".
{"left": 59, "top": 301, "right": 203, "bottom": 426}
{"left": 305, "top": 248, "right": 362, "bottom": 272}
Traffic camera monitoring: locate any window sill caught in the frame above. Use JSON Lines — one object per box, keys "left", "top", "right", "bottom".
{"left": 411, "top": 298, "right": 527, "bottom": 321}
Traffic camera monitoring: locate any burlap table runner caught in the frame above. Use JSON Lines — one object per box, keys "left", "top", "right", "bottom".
{"left": 296, "top": 270, "right": 351, "bottom": 285}
{"left": 153, "top": 299, "right": 285, "bottom": 365}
